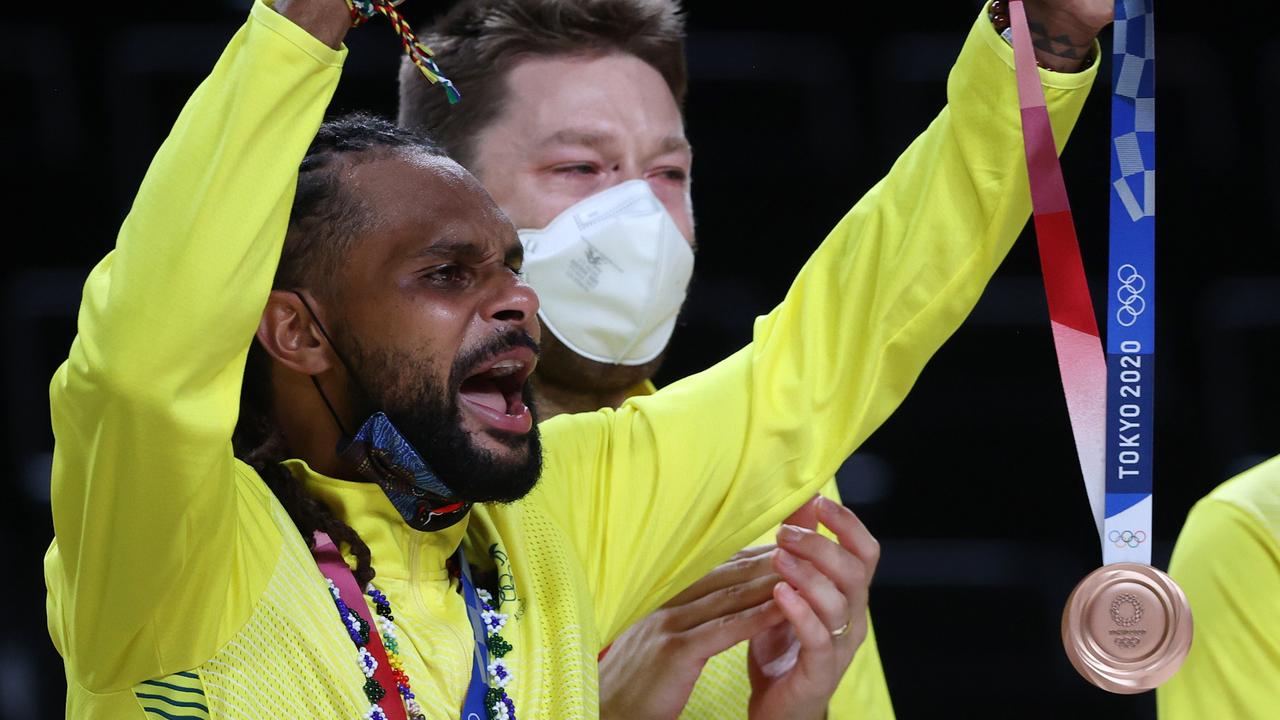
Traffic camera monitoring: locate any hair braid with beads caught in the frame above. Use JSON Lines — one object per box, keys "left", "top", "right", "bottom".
{"left": 231, "top": 113, "right": 446, "bottom": 587}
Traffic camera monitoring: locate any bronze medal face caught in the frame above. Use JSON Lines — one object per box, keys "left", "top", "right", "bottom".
{"left": 1061, "top": 563, "right": 1193, "bottom": 693}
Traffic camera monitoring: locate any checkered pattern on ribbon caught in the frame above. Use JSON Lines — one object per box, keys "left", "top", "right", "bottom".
{"left": 1111, "top": 0, "right": 1155, "bottom": 222}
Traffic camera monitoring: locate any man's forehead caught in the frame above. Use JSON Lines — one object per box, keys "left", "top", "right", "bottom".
{"left": 499, "top": 53, "right": 687, "bottom": 151}
{"left": 365, "top": 153, "right": 500, "bottom": 213}
{"left": 375, "top": 212, "right": 520, "bottom": 269}
{"left": 351, "top": 154, "right": 517, "bottom": 252}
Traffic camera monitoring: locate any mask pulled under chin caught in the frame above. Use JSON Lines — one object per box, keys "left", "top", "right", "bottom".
{"left": 337, "top": 412, "right": 470, "bottom": 532}
{"left": 517, "top": 179, "right": 694, "bottom": 366}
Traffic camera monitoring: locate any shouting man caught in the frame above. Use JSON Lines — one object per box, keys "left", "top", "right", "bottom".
{"left": 44, "top": 0, "right": 1104, "bottom": 718}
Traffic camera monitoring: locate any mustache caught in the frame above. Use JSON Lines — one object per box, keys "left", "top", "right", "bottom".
{"left": 451, "top": 329, "right": 541, "bottom": 387}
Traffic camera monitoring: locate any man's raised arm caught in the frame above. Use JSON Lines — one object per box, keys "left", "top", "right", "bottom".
{"left": 45, "top": 0, "right": 348, "bottom": 692}
{"left": 537, "top": 3, "right": 1104, "bottom": 643}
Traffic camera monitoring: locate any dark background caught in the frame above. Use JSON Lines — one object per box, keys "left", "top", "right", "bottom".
{"left": 3, "top": 1, "right": 1278, "bottom": 718}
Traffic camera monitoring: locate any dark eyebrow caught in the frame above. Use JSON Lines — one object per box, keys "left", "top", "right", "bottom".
{"left": 411, "top": 238, "right": 491, "bottom": 262}
{"left": 411, "top": 237, "right": 524, "bottom": 266}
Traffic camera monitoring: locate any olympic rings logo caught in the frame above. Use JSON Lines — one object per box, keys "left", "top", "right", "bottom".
{"left": 1115, "top": 264, "right": 1147, "bottom": 327}
{"left": 1109, "top": 529, "right": 1147, "bottom": 548}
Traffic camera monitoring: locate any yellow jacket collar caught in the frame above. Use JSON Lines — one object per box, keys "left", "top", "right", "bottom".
{"left": 627, "top": 379, "right": 657, "bottom": 398}
{"left": 285, "top": 459, "right": 468, "bottom": 583}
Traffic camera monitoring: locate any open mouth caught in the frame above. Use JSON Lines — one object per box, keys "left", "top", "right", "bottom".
{"left": 457, "top": 347, "right": 536, "bottom": 435}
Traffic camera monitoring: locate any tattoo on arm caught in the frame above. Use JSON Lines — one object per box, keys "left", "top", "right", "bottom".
{"left": 1028, "top": 21, "right": 1092, "bottom": 61}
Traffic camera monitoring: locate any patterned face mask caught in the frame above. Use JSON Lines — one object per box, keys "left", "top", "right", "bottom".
{"left": 338, "top": 412, "right": 470, "bottom": 531}
{"left": 291, "top": 291, "right": 470, "bottom": 532}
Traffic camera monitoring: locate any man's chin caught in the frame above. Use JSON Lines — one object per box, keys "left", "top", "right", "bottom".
{"left": 459, "top": 470, "right": 540, "bottom": 505}
{"left": 446, "top": 427, "right": 543, "bottom": 505}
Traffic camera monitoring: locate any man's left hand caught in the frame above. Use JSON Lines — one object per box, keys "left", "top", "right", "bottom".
{"left": 747, "top": 496, "right": 880, "bottom": 720}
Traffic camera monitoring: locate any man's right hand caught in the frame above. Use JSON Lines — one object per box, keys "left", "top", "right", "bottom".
{"left": 599, "top": 546, "right": 785, "bottom": 720}
{"left": 275, "top": 0, "right": 351, "bottom": 49}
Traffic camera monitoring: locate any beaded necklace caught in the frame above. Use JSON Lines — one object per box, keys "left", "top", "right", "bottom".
{"left": 475, "top": 588, "right": 515, "bottom": 720}
{"left": 364, "top": 587, "right": 426, "bottom": 720}
{"left": 326, "top": 579, "right": 404, "bottom": 720}
{"left": 324, "top": 567, "right": 518, "bottom": 720}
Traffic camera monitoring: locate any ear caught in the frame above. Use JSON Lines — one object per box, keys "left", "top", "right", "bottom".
{"left": 256, "top": 290, "right": 335, "bottom": 376}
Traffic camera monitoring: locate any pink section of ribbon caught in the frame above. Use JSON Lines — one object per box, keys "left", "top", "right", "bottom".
{"left": 1050, "top": 321, "right": 1108, "bottom": 533}
{"left": 1010, "top": 1, "right": 1107, "bottom": 538}
{"left": 1020, "top": 109, "right": 1071, "bottom": 217}
{"left": 313, "top": 531, "right": 410, "bottom": 720}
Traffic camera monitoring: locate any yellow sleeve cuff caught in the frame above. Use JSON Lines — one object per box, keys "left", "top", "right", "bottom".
{"left": 252, "top": 0, "right": 349, "bottom": 68}
{"left": 975, "top": 4, "right": 1100, "bottom": 91}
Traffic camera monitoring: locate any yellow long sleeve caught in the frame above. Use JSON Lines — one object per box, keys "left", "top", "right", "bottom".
{"left": 1158, "top": 456, "right": 1280, "bottom": 720}
{"left": 534, "top": 11, "right": 1097, "bottom": 645}
{"left": 44, "top": 5, "right": 1102, "bottom": 718}
{"left": 44, "top": 1, "right": 345, "bottom": 693}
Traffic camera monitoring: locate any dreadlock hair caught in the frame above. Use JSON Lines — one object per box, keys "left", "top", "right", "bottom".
{"left": 232, "top": 112, "right": 446, "bottom": 587}
{"left": 397, "top": 0, "right": 687, "bottom": 169}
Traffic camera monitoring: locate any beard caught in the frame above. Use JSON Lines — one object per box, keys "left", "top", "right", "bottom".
{"left": 530, "top": 269, "right": 695, "bottom": 403}
{"left": 533, "top": 328, "right": 667, "bottom": 400}
{"left": 338, "top": 326, "right": 543, "bottom": 505}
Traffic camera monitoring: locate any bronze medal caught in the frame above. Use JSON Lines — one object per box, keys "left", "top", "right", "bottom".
{"left": 1061, "top": 562, "right": 1193, "bottom": 693}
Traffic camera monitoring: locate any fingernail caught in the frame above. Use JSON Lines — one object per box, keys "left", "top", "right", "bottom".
{"left": 775, "top": 582, "right": 798, "bottom": 603}
{"left": 778, "top": 524, "right": 802, "bottom": 543}
{"left": 776, "top": 549, "right": 796, "bottom": 569}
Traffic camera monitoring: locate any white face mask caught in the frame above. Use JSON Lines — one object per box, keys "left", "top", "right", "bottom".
{"left": 517, "top": 180, "right": 694, "bottom": 366}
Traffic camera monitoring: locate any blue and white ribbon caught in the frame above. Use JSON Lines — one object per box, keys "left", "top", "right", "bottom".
{"left": 1102, "top": 0, "right": 1156, "bottom": 566}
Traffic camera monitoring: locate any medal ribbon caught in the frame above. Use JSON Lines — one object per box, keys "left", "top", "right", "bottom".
{"left": 313, "top": 535, "right": 493, "bottom": 720}
{"left": 313, "top": 533, "right": 410, "bottom": 720}
{"left": 1007, "top": 0, "right": 1155, "bottom": 566}
{"left": 1102, "top": 0, "right": 1156, "bottom": 566}
{"left": 457, "top": 547, "right": 493, "bottom": 720}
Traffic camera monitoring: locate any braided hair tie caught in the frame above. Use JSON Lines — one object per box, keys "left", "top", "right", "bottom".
{"left": 346, "top": 0, "right": 461, "bottom": 104}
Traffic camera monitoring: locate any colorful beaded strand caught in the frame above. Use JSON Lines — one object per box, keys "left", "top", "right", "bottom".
{"left": 329, "top": 573, "right": 517, "bottom": 720}
{"left": 325, "top": 580, "right": 391, "bottom": 720}
{"left": 475, "top": 588, "right": 515, "bottom": 720}
{"left": 343, "top": 0, "right": 461, "bottom": 104}
{"left": 363, "top": 583, "right": 519, "bottom": 720}
{"left": 365, "top": 587, "right": 428, "bottom": 720}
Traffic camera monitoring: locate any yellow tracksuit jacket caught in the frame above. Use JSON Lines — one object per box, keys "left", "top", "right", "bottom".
{"left": 43, "top": 2, "right": 1094, "bottom": 717}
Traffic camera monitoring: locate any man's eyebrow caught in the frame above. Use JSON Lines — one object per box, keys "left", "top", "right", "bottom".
{"left": 538, "top": 129, "right": 691, "bottom": 157}
{"left": 410, "top": 237, "right": 524, "bottom": 266}
{"left": 539, "top": 129, "right": 617, "bottom": 151}
{"left": 410, "top": 238, "right": 492, "bottom": 262}
{"left": 656, "top": 136, "right": 692, "bottom": 156}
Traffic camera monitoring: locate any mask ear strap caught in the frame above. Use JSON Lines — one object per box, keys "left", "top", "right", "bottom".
{"left": 309, "top": 376, "right": 351, "bottom": 438}
{"left": 291, "top": 290, "right": 353, "bottom": 438}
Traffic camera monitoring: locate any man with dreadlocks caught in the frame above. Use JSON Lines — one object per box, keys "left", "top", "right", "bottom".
{"left": 44, "top": 1, "right": 1098, "bottom": 719}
